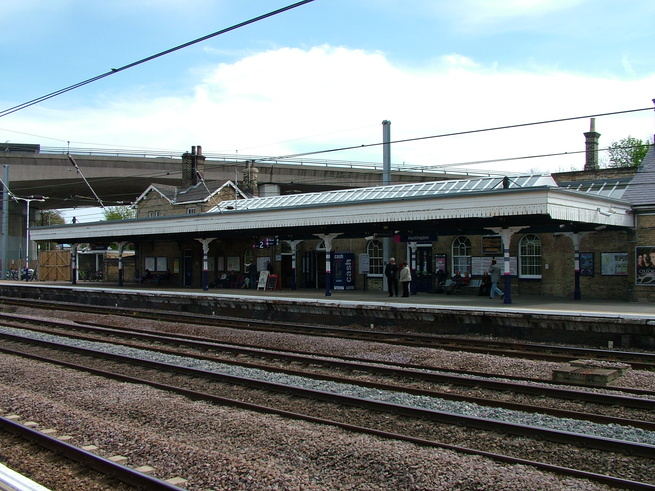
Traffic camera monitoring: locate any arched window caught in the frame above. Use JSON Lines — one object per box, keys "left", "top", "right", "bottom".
{"left": 519, "top": 234, "right": 542, "bottom": 278}
{"left": 451, "top": 236, "right": 471, "bottom": 274}
{"left": 367, "top": 240, "right": 383, "bottom": 276}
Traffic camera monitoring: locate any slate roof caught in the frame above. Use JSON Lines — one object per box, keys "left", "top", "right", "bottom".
{"left": 623, "top": 145, "right": 655, "bottom": 206}
{"left": 133, "top": 180, "right": 250, "bottom": 207}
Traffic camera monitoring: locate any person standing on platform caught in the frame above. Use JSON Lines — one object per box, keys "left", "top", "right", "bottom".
{"left": 399, "top": 261, "right": 412, "bottom": 297}
{"left": 248, "top": 260, "right": 258, "bottom": 289}
{"left": 488, "top": 259, "right": 504, "bottom": 299}
{"left": 384, "top": 257, "right": 399, "bottom": 297}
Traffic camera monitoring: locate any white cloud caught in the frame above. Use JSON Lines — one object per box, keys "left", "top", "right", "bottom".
{"left": 7, "top": 45, "right": 655, "bottom": 175}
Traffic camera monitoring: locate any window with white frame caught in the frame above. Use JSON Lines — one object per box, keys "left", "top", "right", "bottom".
{"left": 187, "top": 207, "right": 197, "bottom": 215}
{"left": 451, "top": 236, "right": 471, "bottom": 274}
{"left": 367, "top": 240, "right": 383, "bottom": 276}
{"left": 519, "top": 234, "right": 542, "bottom": 278}
{"left": 147, "top": 210, "right": 160, "bottom": 217}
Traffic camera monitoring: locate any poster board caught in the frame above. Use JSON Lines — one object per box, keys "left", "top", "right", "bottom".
{"left": 601, "top": 252, "right": 628, "bottom": 276}
{"left": 435, "top": 254, "right": 447, "bottom": 273}
{"left": 227, "top": 256, "right": 240, "bottom": 272}
{"left": 636, "top": 246, "right": 655, "bottom": 285}
{"left": 256, "top": 270, "right": 269, "bottom": 290}
{"left": 359, "top": 254, "right": 370, "bottom": 274}
{"left": 256, "top": 256, "right": 269, "bottom": 272}
{"left": 471, "top": 256, "right": 517, "bottom": 276}
{"left": 579, "top": 252, "right": 593, "bottom": 276}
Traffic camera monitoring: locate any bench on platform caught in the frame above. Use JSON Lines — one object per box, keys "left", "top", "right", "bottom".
{"left": 461, "top": 279, "right": 481, "bottom": 295}
{"left": 439, "top": 278, "right": 481, "bottom": 294}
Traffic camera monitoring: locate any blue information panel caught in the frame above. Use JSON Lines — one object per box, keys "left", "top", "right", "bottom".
{"left": 333, "top": 252, "right": 355, "bottom": 290}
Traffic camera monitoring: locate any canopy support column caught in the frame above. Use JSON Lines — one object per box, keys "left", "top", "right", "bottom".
{"left": 117, "top": 242, "right": 128, "bottom": 287}
{"left": 196, "top": 238, "right": 216, "bottom": 291}
{"left": 71, "top": 244, "right": 78, "bottom": 285}
{"left": 315, "top": 233, "right": 341, "bottom": 296}
{"left": 487, "top": 227, "right": 525, "bottom": 304}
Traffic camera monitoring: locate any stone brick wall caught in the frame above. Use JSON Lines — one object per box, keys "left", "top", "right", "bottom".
{"left": 553, "top": 167, "right": 637, "bottom": 183}
{"left": 125, "top": 226, "right": 651, "bottom": 301}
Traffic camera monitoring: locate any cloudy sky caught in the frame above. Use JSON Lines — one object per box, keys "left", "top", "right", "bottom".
{"left": 2, "top": 0, "right": 654, "bottom": 186}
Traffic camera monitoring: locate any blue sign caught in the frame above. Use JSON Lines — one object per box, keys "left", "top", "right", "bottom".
{"left": 333, "top": 252, "right": 355, "bottom": 290}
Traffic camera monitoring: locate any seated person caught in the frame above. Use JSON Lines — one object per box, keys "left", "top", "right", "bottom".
{"left": 478, "top": 271, "right": 491, "bottom": 296}
{"left": 461, "top": 271, "right": 471, "bottom": 287}
{"left": 138, "top": 269, "right": 153, "bottom": 284}
{"left": 446, "top": 271, "right": 463, "bottom": 294}
{"left": 217, "top": 272, "right": 230, "bottom": 288}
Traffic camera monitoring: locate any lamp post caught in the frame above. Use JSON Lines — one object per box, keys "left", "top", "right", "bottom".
{"left": 13, "top": 195, "right": 47, "bottom": 281}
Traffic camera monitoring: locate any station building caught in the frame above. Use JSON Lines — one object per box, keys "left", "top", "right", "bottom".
{"left": 30, "top": 137, "right": 655, "bottom": 304}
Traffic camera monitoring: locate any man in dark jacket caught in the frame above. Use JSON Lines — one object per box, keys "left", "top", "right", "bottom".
{"left": 384, "top": 257, "right": 399, "bottom": 297}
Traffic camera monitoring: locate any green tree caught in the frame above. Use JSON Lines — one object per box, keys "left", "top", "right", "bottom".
{"left": 606, "top": 136, "right": 651, "bottom": 168}
{"left": 38, "top": 210, "right": 65, "bottom": 226}
{"left": 37, "top": 210, "right": 66, "bottom": 251}
{"left": 103, "top": 206, "right": 136, "bottom": 221}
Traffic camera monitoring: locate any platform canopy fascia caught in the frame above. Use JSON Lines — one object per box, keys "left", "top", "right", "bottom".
{"left": 31, "top": 178, "right": 634, "bottom": 244}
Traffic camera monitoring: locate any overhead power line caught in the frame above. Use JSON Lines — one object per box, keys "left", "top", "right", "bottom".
{"left": 272, "top": 106, "right": 655, "bottom": 161}
{"left": 0, "top": 0, "right": 316, "bottom": 118}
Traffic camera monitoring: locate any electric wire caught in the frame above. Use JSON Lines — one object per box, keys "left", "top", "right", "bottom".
{"left": 3, "top": 105, "right": 651, "bottom": 214}
{"left": 269, "top": 106, "right": 655, "bottom": 160}
{"left": 0, "top": 0, "right": 316, "bottom": 119}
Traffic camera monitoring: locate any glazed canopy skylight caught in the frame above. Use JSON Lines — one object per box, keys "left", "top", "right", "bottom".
{"left": 210, "top": 174, "right": 557, "bottom": 213}
{"left": 559, "top": 178, "right": 630, "bottom": 199}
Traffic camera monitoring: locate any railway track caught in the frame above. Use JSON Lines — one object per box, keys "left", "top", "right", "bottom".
{"left": 2, "top": 312, "right": 654, "bottom": 423}
{"left": 0, "top": 416, "right": 183, "bottom": 490}
{"left": 2, "top": 322, "right": 655, "bottom": 488}
{"left": 2, "top": 296, "right": 655, "bottom": 369}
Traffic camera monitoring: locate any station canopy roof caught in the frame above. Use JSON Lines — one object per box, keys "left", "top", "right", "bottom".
{"left": 31, "top": 173, "right": 634, "bottom": 244}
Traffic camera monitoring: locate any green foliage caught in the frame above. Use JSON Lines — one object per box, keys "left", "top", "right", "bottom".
{"left": 38, "top": 210, "right": 65, "bottom": 226}
{"left": 103, "top": 206, "right": 136, "bottom": 221}
{"left": 606, "top": 136, "right": 651, "bottom": 169}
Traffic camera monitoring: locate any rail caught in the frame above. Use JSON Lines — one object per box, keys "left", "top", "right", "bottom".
{"left": 0, "top": 417, "right": 183, "bottom": 490}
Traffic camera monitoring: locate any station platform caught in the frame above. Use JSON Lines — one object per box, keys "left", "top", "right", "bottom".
{"left": 1, "top": 281, "right": 653, "bottom": 348}
{"left": 2, "top": 280, "right": 654, "bottom": 319}
{"left": 39, "top": 281, "right": 655, "bottom": 319}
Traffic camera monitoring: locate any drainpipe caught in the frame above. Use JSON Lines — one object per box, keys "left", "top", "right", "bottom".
{"left": 382, "top": 121, "right": 392, "bottom": 288}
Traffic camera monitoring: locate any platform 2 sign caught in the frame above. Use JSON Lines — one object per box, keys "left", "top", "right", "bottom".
{"left": 254, "top": 238, "right": 278, "bottom": 249}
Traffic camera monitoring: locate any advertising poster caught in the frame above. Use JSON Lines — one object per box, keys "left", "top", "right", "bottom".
{"left": 636, "top": 247, "right": 655, "bottom": 285}
{"left": 579, "top": 252, "right": 593, "bottom": 276}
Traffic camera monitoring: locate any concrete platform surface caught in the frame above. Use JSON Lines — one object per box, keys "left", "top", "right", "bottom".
{"left": 5, "top": 280, "right": 653, "bottom": 321}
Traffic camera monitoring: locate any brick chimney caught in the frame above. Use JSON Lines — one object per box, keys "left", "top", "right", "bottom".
{"left": 584, "top": 118, "right": 600, "bottom": 171}
{"left": 181, "top": 145, "right": 206, "bottom": 189}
